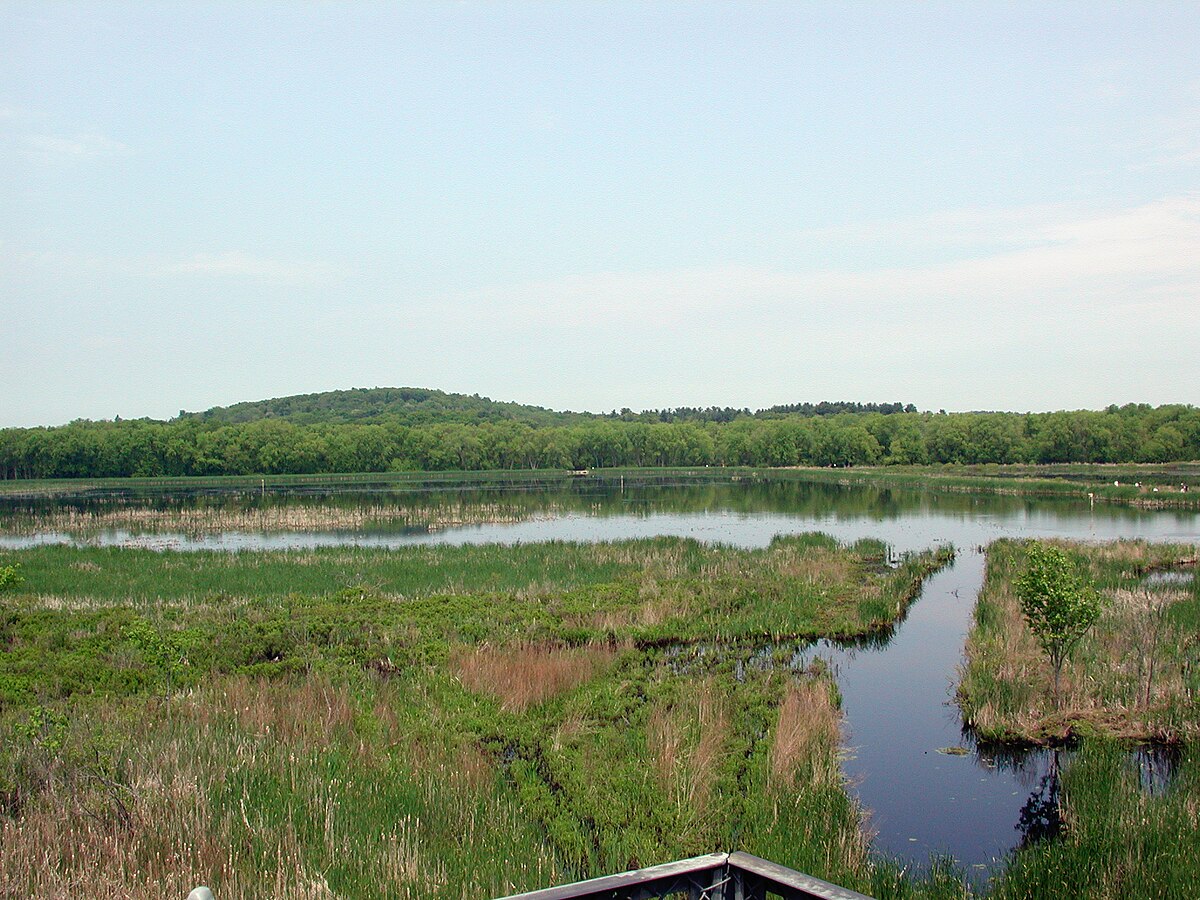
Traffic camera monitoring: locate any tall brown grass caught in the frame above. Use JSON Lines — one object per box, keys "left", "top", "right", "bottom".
{"left": 646, "top": 679, "right": 730, "bottom": 810}
{"left": 451, "top": 642, "right": 618, "bottom": 712}
{"left": 769, "top": 679, "right": 841, "bottom": 789}
{"left": 0, "top": 677, "right": 557, "bottom": 899}
{"left": 750, "top": 677, "right": 871, "bottom": 883}
{"left": 772, "top": 547, "right": 855, "bottom": 586}
{"left": 207, "top": 675, "right": 360, "bottom": 749}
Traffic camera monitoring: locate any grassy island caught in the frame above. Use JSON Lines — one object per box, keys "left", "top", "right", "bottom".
{"left": 959, "top": 539, "right": 1200, "bottom": 899}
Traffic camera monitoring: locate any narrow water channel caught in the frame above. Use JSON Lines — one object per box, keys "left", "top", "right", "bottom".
{"left": 821, "top": 550, "right": 1040, "bottom": 872}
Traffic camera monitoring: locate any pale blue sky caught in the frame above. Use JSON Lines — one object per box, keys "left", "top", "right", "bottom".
{"left": 3, "top": 2, "right": 1199, "bottom": 426}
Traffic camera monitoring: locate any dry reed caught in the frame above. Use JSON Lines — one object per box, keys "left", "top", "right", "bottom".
{"left": 0, "top": 499, "right": 549, "bottom": 538}
{"left": 0, "top": 676, "right": 556, "bottom": 899}
{"left": 451, "top": 642, "right": 618, "bottom": 712}
{"left": 646, "top": 679, "right": 730, "bottom": 810}
{"left": 769, "top": 679, "right": 841, "bottom": 789}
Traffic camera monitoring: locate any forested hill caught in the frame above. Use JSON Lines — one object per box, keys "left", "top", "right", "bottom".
{"left": 177, "top": 387, "right": 918, "bottom": 427}
{"left": 177, "top": 387, "right": 591, "bottom": 428}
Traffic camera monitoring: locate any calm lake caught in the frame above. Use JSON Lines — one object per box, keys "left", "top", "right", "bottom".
{"left": 3, "top": 474, "right": 1198, "bottom": 878}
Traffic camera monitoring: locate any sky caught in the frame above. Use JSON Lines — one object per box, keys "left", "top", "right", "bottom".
{"left": 2, "top": 1, "right": 1199, "bottom": 427}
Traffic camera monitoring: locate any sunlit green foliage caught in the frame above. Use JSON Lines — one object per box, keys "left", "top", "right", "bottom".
{"left": 0, "top": 564, "right": 22, "bottom": 591}
{"left": 1015, "top": 543, "right": 1103, "bottom": 706}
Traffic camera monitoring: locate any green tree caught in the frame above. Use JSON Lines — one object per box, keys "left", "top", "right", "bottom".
{"left": 124, "top": 617, "right": 184, "bottom": 693}
{"left": 1015, "top": 542, "right": 1102, "bottom": 708}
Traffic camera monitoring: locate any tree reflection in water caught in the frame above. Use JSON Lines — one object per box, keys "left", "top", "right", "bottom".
{"left": 1016, "top": 749, "right": 1063, "bottom": 848}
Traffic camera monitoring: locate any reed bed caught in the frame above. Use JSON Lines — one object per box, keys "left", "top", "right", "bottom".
{"left": 0, "top": 538, "right": 950, "bottom": 644}
{"left": 0, "top": 679, "right": 559, "bottom": 899}
{"left": 988, "top": 742, "right": 1200, "bottom": 900}
{"left": 955, "top": 539, "right": 1200, "bottom": 899}
{"left": 646, "top": 678, "right": 731, "bottom": 811}
{"left": 0, "top": 499, "right": 549, "bottom": 538}
{"left": 769, "top": 679, "right": 842, "bottom": 790}
{"left": 731, "top": 671, "right": 969, "bottom": 899}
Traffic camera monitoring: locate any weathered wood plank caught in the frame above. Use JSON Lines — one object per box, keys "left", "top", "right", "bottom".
{"left": 493, "top": 851, "right": 876, "bottom": 900}
{"left": 727, "top": 853, "right": 875, "bottom": 900}
{"left": 496, "top": 853, "right": 730, "bottom": 900}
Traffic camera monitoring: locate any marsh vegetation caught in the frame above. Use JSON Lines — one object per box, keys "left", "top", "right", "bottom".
{"left": 959, "top": 540, "right": 1200, "bottom": 744}
{"left": 2, "top": 476, "right": 1198, "bottom": 899}
{"left": 0, "top": 536, "right": 965, "bottom": 899}
{"left": 959, "top": 539, "right": 1200, "bottom": 899}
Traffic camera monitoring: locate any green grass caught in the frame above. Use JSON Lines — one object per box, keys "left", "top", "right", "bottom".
{"left": 0, "top": 536, "right": 967, "bottom": 900}
{"left": 988, "top": 742, "right": 1200, "bottom": 900}
{"left": 10, "top": 533, "right": 1198, "bottom": 898}
{"left": 0, "top": 537, "right": 952, "bottom": 710}
{"left": 0, "top": 680, "right": 562, "bottom": 899}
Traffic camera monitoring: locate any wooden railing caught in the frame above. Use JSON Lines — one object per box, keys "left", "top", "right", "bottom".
{"left": 495, "top": 851, "right": 875, "bottom": 900}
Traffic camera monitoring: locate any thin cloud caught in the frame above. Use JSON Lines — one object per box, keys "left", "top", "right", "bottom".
{"left": 22, "top": 131, "right": 131, "bottom": 160}
{"left": 1133, "top": 147, "right": 1200, "bottom": 171}
{"left": 1127, "top": 102, "right": 1200, "bottom": 171}
{"left": 787, "top": 203, "right": 1083, "bottom": 256}
{"left": 160, "top": 251, "right": 334, "bottom": 285}
{"left": 433, "top": 194, "right": 1200, "bottom": 330}
{"left": 1, "top": 246, "right": 336, "bottom": 286}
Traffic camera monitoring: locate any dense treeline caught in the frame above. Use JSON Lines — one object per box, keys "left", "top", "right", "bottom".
{"left": 2, "top": 404, "right": 1197, "bottom": 479}
{"left": 760, "top": 401, "right": 918, "bottom": 417}
{"left": 607, "top": 400, "right": 918, "bottom": 423}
